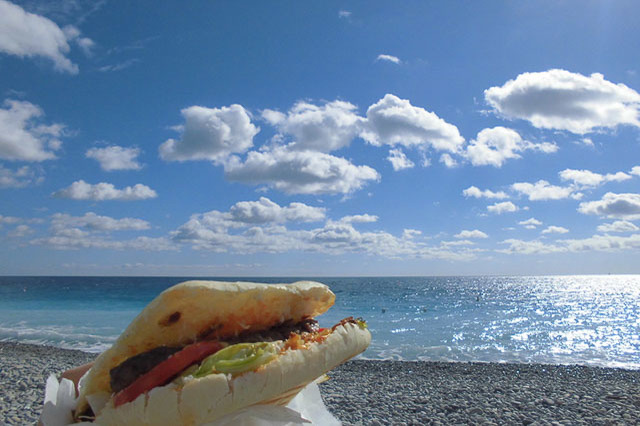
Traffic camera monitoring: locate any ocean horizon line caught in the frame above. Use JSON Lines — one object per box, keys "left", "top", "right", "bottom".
{"left": 2, "top": 272, "right": 639, "bottom": 279}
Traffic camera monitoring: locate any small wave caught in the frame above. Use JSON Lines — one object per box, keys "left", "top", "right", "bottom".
{"left": 0, "top": 323, "right": 117, "bottom": 353}
{"left": 361, "top": 341, "right": 640, "bottom": 370}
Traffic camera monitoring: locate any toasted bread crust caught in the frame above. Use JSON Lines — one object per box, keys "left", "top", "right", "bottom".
{"left": 77, "top": 280, "right": 335, "bottom": 414}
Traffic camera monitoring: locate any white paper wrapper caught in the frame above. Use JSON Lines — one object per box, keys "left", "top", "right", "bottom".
{"left": 41, "top": 374, "right": 341, "bottom": 426}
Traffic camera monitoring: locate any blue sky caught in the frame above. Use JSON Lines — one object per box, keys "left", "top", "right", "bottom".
{"left": 1, "top": 0, "right": 640, "bottom": 276}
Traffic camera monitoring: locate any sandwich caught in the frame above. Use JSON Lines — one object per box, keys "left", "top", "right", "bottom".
{"left": 74, "top": 280, "right": 371, "bottom": 425}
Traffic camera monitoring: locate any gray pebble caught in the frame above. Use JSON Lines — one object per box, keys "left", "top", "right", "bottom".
{"left": 319, "top": 360, "right": 640, "bottom": 425}
{"left": 3, "top": 342, "right": 640, "bottom": 425}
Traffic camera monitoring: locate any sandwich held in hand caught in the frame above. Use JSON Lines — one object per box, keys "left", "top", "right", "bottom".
{"left": 74, "top": 280, "right": 371, "bottom": 425}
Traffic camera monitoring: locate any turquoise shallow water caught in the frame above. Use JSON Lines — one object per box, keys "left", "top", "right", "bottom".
{"left": 1, "top": 275, "right": 639, "bottom": 369}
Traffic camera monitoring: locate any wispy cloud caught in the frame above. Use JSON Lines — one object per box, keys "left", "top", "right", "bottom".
{"left": 519, "top": 218, "right": 542, "bottom": 229}
{"left": 172, "top": 200, "right": 480, "bottom": 261}
{"left": 51, "top": 212, "right": 150, "bottom": 232}
{"left": 376, "top": 54, "right": 401, "bottom": 64}
{"left": 31, "top": 211, "right": 173, "bottom": 251}
{"left": 52, "top": 180, "right": 157, "bottom": 201}
{"left": 387, "top": 148, "right": 415, "bottom": 171}
{"left": 0, "top": 164, "right": 44, "bottom": 188}
{"left": 97, "top": 58, "right": 140, "bottom": 72}
{"left": 500, "top": 234, "right": 640, "bottom": 255}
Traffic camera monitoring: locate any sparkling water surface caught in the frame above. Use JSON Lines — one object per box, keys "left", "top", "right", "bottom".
{"left": 1, "top": 275, "right": 638, "bottom": 369}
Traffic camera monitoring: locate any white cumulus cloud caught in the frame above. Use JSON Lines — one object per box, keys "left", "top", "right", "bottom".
{"left": 0, "top": 99, "right": 64, "bottom": 161}
{"left": 387, "top": 148, "right": 415, "bottom": 171}
{"left": 52, "top": 180, "right": 157, "bottom": 201}
{"left": 86, "top": 146, "right": 142, "bottom": 171}
{"left": 263, "top": 94, "right": 464, "bottom": 159}
{"left": 542, "top": 225, "right": 569, "bottom": 234}
{"left": 0, "top": 0, "right": 93, "bottom": 74}
{"left": 485, "top": 69, "right": 640, "bottom": 134}
{"left": 519, "top": 218, "right": 543, "bottom": 229}
{"left": 465, "top": 126, "right": 557, "bottom": 167}
{"left": 559, "top": 168, "right": 632, "bottom": 187}
{"left": 262, "top": 100, "right": 361, "bottom": 153}
{"left": 462, "top": 186, "right": 509, "bottom": 199}
{"left": 160, "top": 104, "right": 259, "bottom": 163}
{"left": 229, "top": 197, "right": 326, "bottom": 224}
{"left": 511, "top": 180, "right": 575, "bottom": 201}
{"left": 339, "top": 214, "right": 379, "bottom": 224}
{"left": 487, "top": 201, "right": 519, "bottom": 214}
{"left": 170, "top": 200, "right": 479, "bottom": 261}
{"left": 361, "top": 94, "right": 464, "bottom": 153}
{"left": 224, "top": 146, "right": 379, "bottom": 195}
{"left": 596, "top": 220, "right": 639, "bottom": 233}
{"left": 160, "top": 95, "right": 468, "bottom": 196}
{"left": 578, "top": 192, "right": 640, "bottom": 220}
{"left": 402, "top": 229, "right": 422, "bottom": 239}
{"left": 561, "top": 234, "right": 640, "bottom": 252}
{"left": 455, "top": 229, "right": 488, "bottom": 239}
{"left": 439, "top": 153, "right": 458, "bottom": 168}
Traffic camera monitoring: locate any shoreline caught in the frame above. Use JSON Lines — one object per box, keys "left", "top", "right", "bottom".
{"left": 2, "top": 342, "right": 639, "bottom": 425}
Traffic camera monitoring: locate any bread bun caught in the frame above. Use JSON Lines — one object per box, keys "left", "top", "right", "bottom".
{"left": 94, "top": 322, "right": 370, "bottom": 425}
{"left": 78, "top": 280, "right": 335, "bottom": 415}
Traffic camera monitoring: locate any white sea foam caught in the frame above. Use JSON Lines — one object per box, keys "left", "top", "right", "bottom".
{"left": 0, "top": 322, "right": 116, "bottom": 353}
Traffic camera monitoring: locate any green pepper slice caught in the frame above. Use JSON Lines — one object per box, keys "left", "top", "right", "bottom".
{"left": 193, "top": 342, "right": 278, "bottom": 377}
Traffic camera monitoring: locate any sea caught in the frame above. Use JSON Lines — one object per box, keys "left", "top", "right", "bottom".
{"left": 1, "top": 275, "right": 639, "bottom": 370}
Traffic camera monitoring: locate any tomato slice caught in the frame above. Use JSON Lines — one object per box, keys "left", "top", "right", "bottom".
{"left": 113, "top": 341, "right": 224, "bottom": 407}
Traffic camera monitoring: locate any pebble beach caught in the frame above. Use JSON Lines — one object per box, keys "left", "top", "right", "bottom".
{"left": 2, "top": 342, "right": 639, "bottom": 425}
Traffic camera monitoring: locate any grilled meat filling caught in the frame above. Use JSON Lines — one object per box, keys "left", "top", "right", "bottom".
{"left": 229, "top": 318, "right": 319, "bottom": 343}
{"left": 110, "top": 346, "right": 181, "bottom": 393}
{"left": 109, "top": 318, "right": 320, "bottom": 393}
